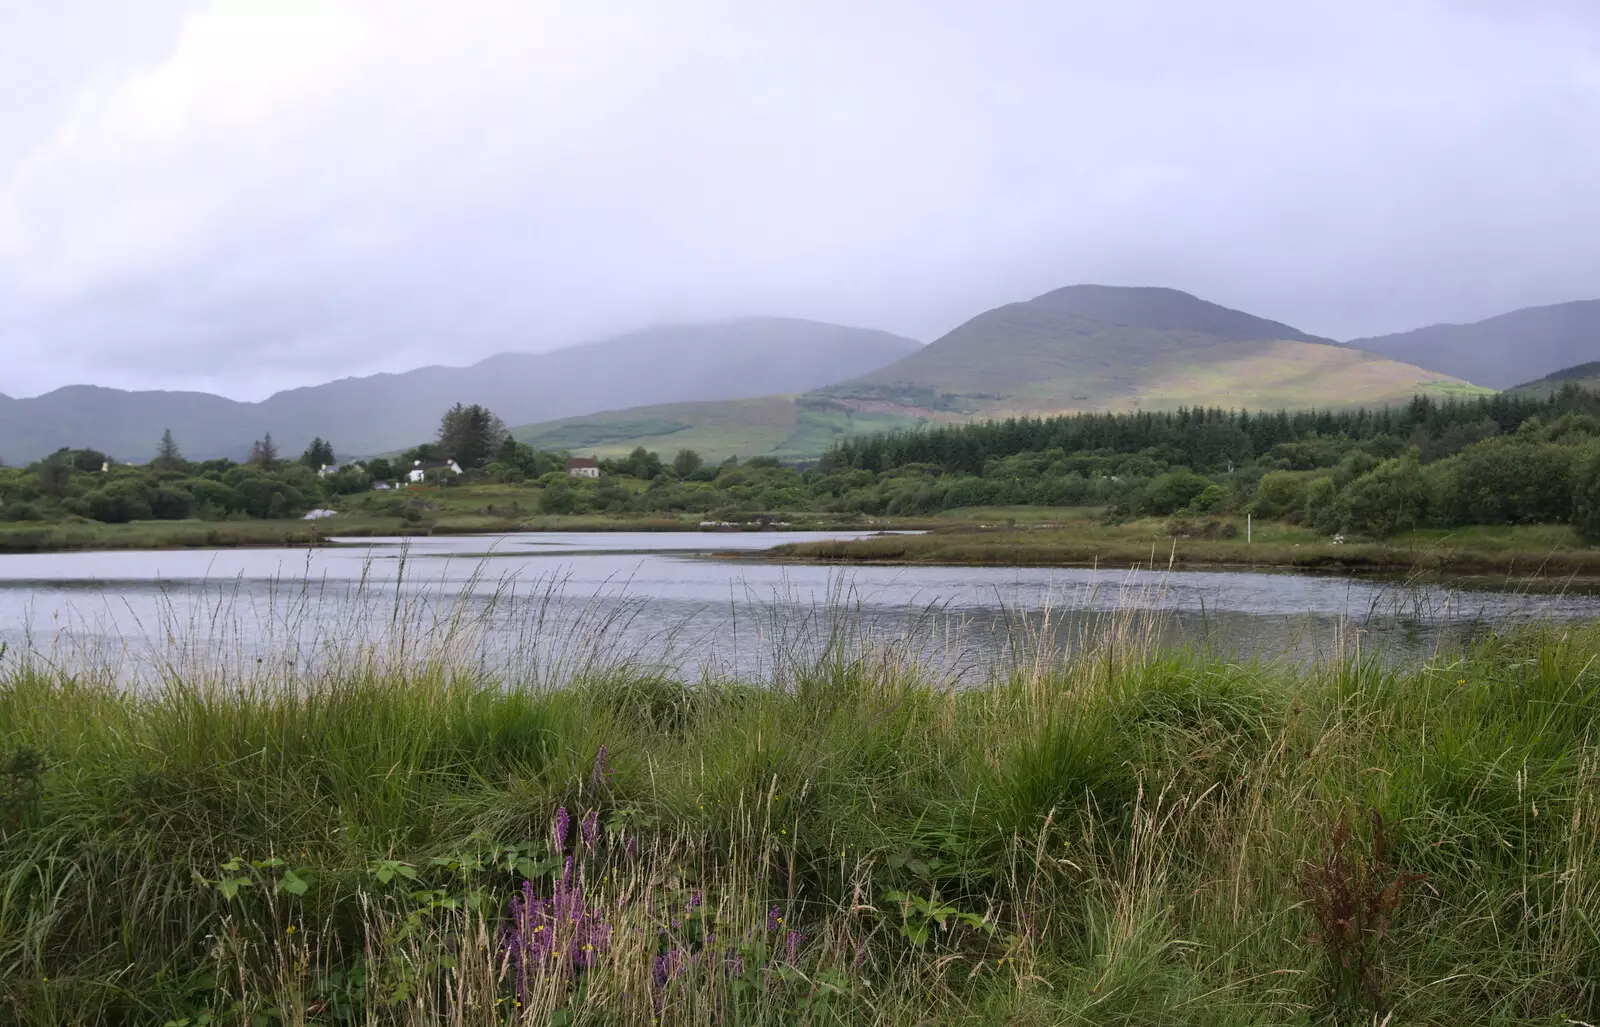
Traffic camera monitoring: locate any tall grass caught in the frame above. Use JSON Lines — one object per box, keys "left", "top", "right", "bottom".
{"left": 0, "top": 581, "right": 1597, "bottom": 1024}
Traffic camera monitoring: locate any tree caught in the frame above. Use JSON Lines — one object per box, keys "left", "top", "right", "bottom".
{"left": 249, "top": 433, "right": 280, "bottom": 468}
{"left": 154, "top": 429, "right": 184, "bottom": 470}
{"left": 300, "top": 437, "right": 335, "bottom": 468}
{"left": 365, "top": 457, "right": 395, "bottom": 481}
{"left": 672, "top": 449, "right": 704, "bottom": 478}
{"left": 1572, "top": 446, "right": 1600, "bottom": 543}
{"left": 436, "top": 404, "right": 507, "bottom": 469}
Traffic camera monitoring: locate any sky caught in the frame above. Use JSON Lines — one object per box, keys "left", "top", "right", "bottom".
{"left": 1, "top": 1, "right": 1598, "bottom": 401}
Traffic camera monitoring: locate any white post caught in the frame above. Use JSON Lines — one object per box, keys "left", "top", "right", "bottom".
{"left": 1247, "top": 513, "right": 1252, "bottom": 544}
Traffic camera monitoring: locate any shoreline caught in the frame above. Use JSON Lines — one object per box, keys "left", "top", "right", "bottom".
{"left": 0, "top": 515, "right": 913, "bottom": 555}
{"left": 756, "top": 530, "right": 1600, "bottom": 581}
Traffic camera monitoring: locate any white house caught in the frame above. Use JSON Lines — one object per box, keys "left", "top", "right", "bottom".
{"left": 566, "top": 457, "right": 600, "bottom": 479}
{"left": 407, "top": 458, "right": 463, "bottom": 484}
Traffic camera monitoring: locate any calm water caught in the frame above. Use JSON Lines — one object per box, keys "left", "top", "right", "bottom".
{"left": 1, "top": 531, "right": 1596, "bottom": 683}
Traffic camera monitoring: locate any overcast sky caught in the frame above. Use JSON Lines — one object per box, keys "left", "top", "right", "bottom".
{"left": 1, "top": 1, "right": 1597, "bottom": 400}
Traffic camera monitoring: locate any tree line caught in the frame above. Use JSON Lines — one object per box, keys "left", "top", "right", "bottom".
{"left": 8, "top": 390, "right": 1600, "bottom": 541}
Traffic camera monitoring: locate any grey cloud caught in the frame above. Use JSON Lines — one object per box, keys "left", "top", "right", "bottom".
{"left": 1, "top": 0, "right": 1597, "bottom": 399}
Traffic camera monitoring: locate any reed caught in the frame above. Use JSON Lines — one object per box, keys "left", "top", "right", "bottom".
{"left": 0, "top": 577, "right": 1596, "bottom": 1024}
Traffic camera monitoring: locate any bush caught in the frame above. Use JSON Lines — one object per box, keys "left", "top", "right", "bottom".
{"left": 1252, "top": 471, "right": 1309, "bottom": 519}
{"left": 538, "top": 480, "right": 578, "bottom": 515}
{"left": 1138, "top": 470, "right": 1212, "bottom": 517}
{"left": 1303, "top": 477, "right": 1341, "bottom": 535}
{"left": 1, "top": 502, "right": 41, "bottom": 522}
{"left": 1427, "top": 438, "right": 1578, "bottom": 526}
{"left": 1189, "top": 483, "right": 1230, "bottom": 514}
{"left": 1336, "top": 457, "right": 1428, "bottom": 537}
{"left": 149, "top": 486, "right": 196, "bottom": 520}
{"left": 87, "top": 481, "right": 154, "bottom": 523}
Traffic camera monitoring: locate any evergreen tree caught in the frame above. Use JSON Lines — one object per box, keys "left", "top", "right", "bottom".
{"left": 154, "top": 428, "right": 183, "bottom": 470}
{"left": 436, "top": 404, "right": 507, "bottom": 469}
{"left": 300, "top": 437, "right": 335, "bottom": 468}
{"left": 249, "top": 433, "right": 279, "bottom": 468}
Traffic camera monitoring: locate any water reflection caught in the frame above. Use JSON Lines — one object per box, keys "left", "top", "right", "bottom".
{"left": 0, "top": 532, "right": 1595, "bottom": 685}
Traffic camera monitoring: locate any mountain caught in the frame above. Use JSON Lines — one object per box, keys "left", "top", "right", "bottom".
{"left": 0, "top": 319, "right": 921, "bottom": 464}
{"left": 508, "top": 285, "right": 1477, "bottom": 461}
{"left": 1504, "top": 361, "right": 1600, "bottom": 399}
{"left": 1348, "top": 300, "right": 1600, "bottom": 388}
{"left": 827, "top": 284, "right": 1428, "bottom": 417}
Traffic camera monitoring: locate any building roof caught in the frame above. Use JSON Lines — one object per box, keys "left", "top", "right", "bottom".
{"left": 566, "top": 457, "right": 598, "bottom": 468}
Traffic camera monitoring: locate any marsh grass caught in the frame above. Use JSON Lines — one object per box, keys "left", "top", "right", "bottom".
{"left": 773, "top": 518, "right": 1600, "bottom": 578}
{"left": 0, "top": 574, "right": 1597, "bottom": 1025}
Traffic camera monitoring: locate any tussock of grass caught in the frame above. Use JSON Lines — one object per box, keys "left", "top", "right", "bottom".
{"left": 1, "top": 613, "right": 1597, "bottom": 1024}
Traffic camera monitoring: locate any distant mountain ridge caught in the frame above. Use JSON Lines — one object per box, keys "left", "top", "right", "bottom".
{"left": 0, "top": 318, "right": 921, "bottom": 464}
{"left": 509, "top": 285, "right": 1477, "bottom": 461}
{"left": 1349, "top": 299, "right": 1600, "bottom": 388}
{"left": 1505, "top": 361, "right": 1600, "bottom": 398}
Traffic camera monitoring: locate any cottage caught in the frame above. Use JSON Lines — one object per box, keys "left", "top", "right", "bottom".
{"left": 406, "top": 458, "right": 463, "bottom": 484}
{"left": 566, "top": 457, "right": 600, "bottom": 479}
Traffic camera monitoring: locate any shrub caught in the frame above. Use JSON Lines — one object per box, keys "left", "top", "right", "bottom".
{"left": 87, "top": 481, "right": 154, "bottom": 523}
{"left": 1251, "top": 471, "right": 1308, "bottom": 519}
{"left": 1335, "top": 457, "right": 1428, "bottom": 537}
{"left": 1138, "top": 470, "right": 1212, "bottom": 517}
{"left": 1189, "top": 483, "right": 1230, "bottom": 514}
{"left": 149, "top": 486, "right": 196, "bottom": 520}
{"left": 1428, "top": 438, "right": 1578, "bottom": 526}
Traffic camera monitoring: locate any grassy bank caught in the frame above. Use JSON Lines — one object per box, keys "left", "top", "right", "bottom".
{"left": 770, "top": 513, "right": 1600, "bottom": 577}
{"left": 1, "top": 620, "right": 1597, "bottom": 1024}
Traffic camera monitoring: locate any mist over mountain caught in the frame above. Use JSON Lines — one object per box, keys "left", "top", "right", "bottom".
{"left": 0, "top": 319, "right": 920, "bottom": 464}
{"left": 508, "top": 285, "right": 1475, "bottom": 462}
{"left": 1349, "top": 300, "right": 1600, "bottom": 388}
{"left": 832, "top": 285, "right": 1453, "bottom": 417}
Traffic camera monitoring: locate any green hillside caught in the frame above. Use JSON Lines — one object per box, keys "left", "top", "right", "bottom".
{"left": 507, "top": 285, "right": 1481, "bottom": 460}
{"left": 1505, "top": 361, "right": 1600, "bottom": 399}
{"left": 834, "top": 286, "right": 1478, "bottom": 417}
{"left": 511, "top": 394, "right": 929, "bottom": 462}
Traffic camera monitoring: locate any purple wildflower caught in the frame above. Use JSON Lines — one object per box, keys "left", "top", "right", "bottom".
{"left": 624, "top": 834, "right": 637, "bottom": 859}
{"left": 652, "top": 947, "right": 687, "bottom": 989}
{"left": 766, "top": 904, "right": 782, "bottom": 931}
{"left": 786, "top": 930, "right": 803, "bottom": 961}
{"left": 552, "top": 806, "right": 571, "bottom": 852}
{"left": 580, "top": 810, "right": 600, "bottom": 853}
{"left": 589, "top": 744, "right": 609, "bottom": 793}
{"left": 501, "top": 865, "right": 613, "bottom": 999}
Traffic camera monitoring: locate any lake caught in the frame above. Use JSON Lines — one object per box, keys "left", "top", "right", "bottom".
{"left": 1, "top": 530, "right": 1596, "bottom": 685}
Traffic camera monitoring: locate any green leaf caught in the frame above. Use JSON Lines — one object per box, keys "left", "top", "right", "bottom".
{"left": 277, "top": 869, "right": 310, "bottom": 896}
